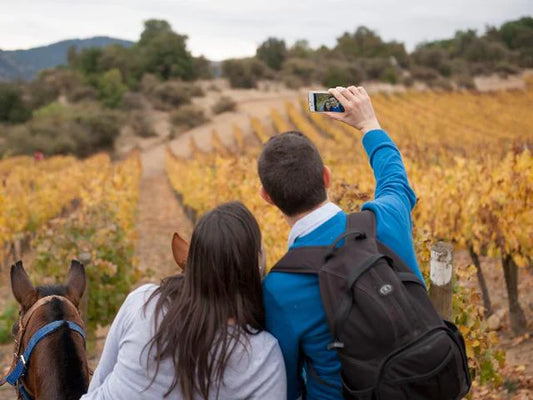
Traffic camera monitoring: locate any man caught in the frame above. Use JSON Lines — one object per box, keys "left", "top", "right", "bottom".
{"left": 257, "top": 86, "right": 424, "bottom": 399}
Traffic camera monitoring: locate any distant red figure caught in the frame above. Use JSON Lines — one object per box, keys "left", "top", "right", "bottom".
{"left": 34, "top": 151, "right": 44, "bottom": 161}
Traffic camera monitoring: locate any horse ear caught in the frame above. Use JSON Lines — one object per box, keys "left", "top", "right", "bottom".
{"left": 66, "top": 260, "right": 86, "bottom": 307}
{"left": 171, "top": 232, "right": 189, "bottom": 270}
{"left": 11, "top": 261, "right": 38, "bottom": 310}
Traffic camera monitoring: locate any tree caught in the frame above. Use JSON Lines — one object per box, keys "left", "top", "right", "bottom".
{"left": 0, "top": 84, "right": 32, "bottom": 123}
{"left": 193, "top": 56, "right": 214, "bottom": 79}
{"left": 335, "top": 27, "right": 409, "bottom": 67}
{"left": 288, "top": 40, "right": 313, "bottom": 59}
{"left": 256, "top": 37, "right": 287, "bottom": 71}
{"left": 335, "top": 27, "right": 385, "bottom": 58}
{"left": 139, "top": 20, "right": 173, "bottom": 46}
{"left": 499, "top": 17, "right": 533, "bottom": 67}
{"left": 99, "top": 45, "right": 133, "bottom": 86}
{"left": 98, "top": 69, "right": 127, "bottom": 108}
{"left": 137, "top": 19, "right": 195, "bottom": 81}
{"left": 499, "top": 17, "right": 533, "bottom": 49}
{"left": 72, "top": 47, "right": 103, "bottom": 76}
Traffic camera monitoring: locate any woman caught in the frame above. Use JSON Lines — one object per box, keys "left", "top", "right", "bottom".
{"left": 82, "top": 202, "right": 286, "bottom": 399}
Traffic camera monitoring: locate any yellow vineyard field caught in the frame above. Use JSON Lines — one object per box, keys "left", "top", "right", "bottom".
{"left": 166, "top": 87, "right": 533, "bottom": 389}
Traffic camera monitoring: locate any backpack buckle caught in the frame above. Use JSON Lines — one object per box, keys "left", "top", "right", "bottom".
{"left": 327, "top": 341, "right": 345, "bottom": 350}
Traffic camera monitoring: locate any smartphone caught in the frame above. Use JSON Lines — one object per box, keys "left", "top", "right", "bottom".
{"left": 308, "top": 91, "right": 345, "bottom": 113}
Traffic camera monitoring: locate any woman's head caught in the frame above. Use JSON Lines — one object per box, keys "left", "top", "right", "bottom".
{"left": 146, "top": 201, "right": 265, "bottom": 399}
{"left": 186, "top": 201, "right": 263, "bottom": 317}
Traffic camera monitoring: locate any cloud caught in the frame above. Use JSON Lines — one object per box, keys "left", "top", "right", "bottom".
{"left": 0, "top": 0, "right": 531, "bottom": 59}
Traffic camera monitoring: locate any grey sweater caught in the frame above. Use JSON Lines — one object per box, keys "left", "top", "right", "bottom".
{"left": 81, "top": 284, "right": 287, "bottom": 400}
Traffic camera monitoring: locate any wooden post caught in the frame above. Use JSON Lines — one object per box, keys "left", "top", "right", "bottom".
{"left": 429, "top": 242, "right": 454, "bottom": 321}
{"left": 78, "top": 252, "right": 91, "bottom": 327}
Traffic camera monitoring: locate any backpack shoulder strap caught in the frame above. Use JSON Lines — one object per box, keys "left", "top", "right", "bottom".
{"left": 350, "top": 210, "right": 425, "bottom": 287}
{"left": 346, "top": 210, "right": 377, "bottom": 238}
{"left": 271, "top": 246, "right": 328, "bottom": 274}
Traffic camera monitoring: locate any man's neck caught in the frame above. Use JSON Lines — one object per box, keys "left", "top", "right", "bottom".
{"left": 285, "top": 199, "right": 330, "bottom": 228}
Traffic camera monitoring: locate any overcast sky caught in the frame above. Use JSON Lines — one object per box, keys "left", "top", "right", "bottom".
{"left": 1, "top": 0, "right": 531, "bottom": 60}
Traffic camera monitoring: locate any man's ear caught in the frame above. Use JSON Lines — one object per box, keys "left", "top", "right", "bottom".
{"left": 323, "top": 166, "right": 332, "bottom": 189}
{"left": 259, "top": 186, "right": 274, "bottom": 206}
{"left": 11, "top": 261, "right": 38, "bottom": 310}
{"left": 171, "top": 232, "right": 189, "bottom": 270}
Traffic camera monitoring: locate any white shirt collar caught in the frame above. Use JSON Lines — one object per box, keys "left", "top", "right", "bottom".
{"left": 288, "top": 202, "right": 342, "bottom": 248}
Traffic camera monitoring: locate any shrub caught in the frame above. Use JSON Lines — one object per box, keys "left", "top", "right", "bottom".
{"left": 402, "top": 75, "right": 415, "bottom": 87}
{"left": 140, "top": 73, "right": 160, "bottom": 94}
{"left": 0, "top": 303, "right": 18, "bottom": 344}
{"left": 212, "top": 96, "right": 237, "bottom": 114}
{"left": 379, "top": 65, "right": 399, "bottom": 84}
{"left": 410, "top": 66, "right": 441, "bottom": 83}
{"left": 31, "top": 204, "right": 140, "bottom": 334}
{"left": 27, "top": 79, "right": 60, "bottom": 110}
{"left": 428, "top": 77, "right": 454, "bottom": 91}
{"left": 494, "top": 62, "right": 521, "bottom": 77}
{"left": 206, "top": 83, "right": 221, "bottom": 92}
{"left": 454, "top": 74, "right": 476, "bottom": 90}
{"left": 130, "top": 111, "right": 157, "bottom": 137}
{"left": 463, "top": 39, "right": 510, "bottom": 64}
{"left": 320, "top": 60, "right": 365, "bottom": 88}
{"left": 361, "top": 58, "right": 391, "bottom": 80}
{"left": 149, "top": 81, "right": 203, "bottom": 110}
{"left": 282, "top": 58, "right": 317, "bottom": 86}
{"left": 121, "top": 91, "right": 148, "bottom": 110}
{"left": 412, "top": 48, "right": 451, "bottom": 76}
{"left": 170, "top": 105, "right": 208, "bottom": 131}
{"left": 67, "top": 85, "right": 98, "bottom": 103}
{"left": 0, "top": 102, "right": 122, "bottom": 157}
{"left": 222, "top": 58, "right": 270, "bottom": 88}
{"left": 184, "top": 83, "right": 205, "bottom": 97}
{"left": 449, "top": 59, "right": 471, "bottom": 76}
{"left": 282, "top": 74, "right": 305, "bottom": 89}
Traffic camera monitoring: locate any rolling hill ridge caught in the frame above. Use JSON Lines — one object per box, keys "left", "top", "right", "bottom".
{"left": 0, "top": 36, "right": 134, "bottom": 81}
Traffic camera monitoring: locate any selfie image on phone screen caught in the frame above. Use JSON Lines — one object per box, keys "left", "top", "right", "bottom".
{"left": 315, "top": 93, "right": 344, "bottom": 112}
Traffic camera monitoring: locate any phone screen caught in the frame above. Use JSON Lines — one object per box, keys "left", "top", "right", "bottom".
{"left": 313, "top": 93, "right": 345, "bottom": 112}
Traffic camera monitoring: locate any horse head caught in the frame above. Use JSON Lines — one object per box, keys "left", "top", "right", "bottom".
{"left": 3, "top": 260, "right": 89, "bottom": 400}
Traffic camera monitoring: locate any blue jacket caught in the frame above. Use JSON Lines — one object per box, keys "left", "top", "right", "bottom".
{"left": 262, "top": 129, "right": 424, "bottom": 400}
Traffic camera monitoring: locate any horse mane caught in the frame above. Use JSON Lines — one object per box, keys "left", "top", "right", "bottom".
{"left": 36, "top": 286, "right": 88, "bottom": 399}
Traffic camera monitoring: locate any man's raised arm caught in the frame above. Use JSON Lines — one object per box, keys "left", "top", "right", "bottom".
{"left": 325, "top": 86, "right": 423, "bottom": 283}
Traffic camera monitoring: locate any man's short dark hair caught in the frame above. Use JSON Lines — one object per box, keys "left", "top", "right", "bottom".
{"left": 257, "top": 131, "right": 326, "bottom": 216}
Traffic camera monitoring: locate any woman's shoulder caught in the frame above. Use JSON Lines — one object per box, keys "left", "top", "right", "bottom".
{"left": 119, "top": 284, "right": 159, "bottom": 316}
{"left": 237, "top": 329, "right": 283, "bottom": 365}
{"left": 248, "top": 329, "right": 280, "bottom": 350}
{"left": 126, "top": 283, "right": 158, "bottom": 302}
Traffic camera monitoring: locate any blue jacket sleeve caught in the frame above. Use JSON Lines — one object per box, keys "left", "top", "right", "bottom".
{"left": 361, "top": 130, "right": 425, "bottom": 284}
{"left": 263, "top": 281, "right": 303, "bottom": 400}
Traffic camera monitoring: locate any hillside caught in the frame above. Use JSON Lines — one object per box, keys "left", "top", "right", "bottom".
{"left": 0, "top": 36, "right": 134, "bottom": 81}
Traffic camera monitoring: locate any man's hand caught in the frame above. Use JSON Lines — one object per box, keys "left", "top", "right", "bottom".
{"left": 325, "top": 86, "right": 381, "bottom": 134}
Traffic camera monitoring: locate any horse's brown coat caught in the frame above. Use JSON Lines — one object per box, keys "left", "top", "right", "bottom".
{"left": 7, "top": 261, "right": 90, "bottom": 400}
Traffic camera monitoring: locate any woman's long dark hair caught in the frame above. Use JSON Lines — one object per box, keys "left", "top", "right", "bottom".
{"left": 144, "top": 201, "right": 265, "bottom": 399}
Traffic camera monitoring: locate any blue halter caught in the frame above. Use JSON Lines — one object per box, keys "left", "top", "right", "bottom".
{"left": 3, "top": 320, "right": 86, "bottom": 400}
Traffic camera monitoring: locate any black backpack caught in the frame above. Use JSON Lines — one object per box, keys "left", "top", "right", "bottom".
{"left": 272, "top": 210, "right": 471, "bottom": 400}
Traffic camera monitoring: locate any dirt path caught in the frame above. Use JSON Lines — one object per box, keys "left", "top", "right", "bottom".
{"left": 135, "top": 145, "right": 193, "bottom": 281}
{"left": 170, "top": 87, "right": 301, "bottom": 156}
